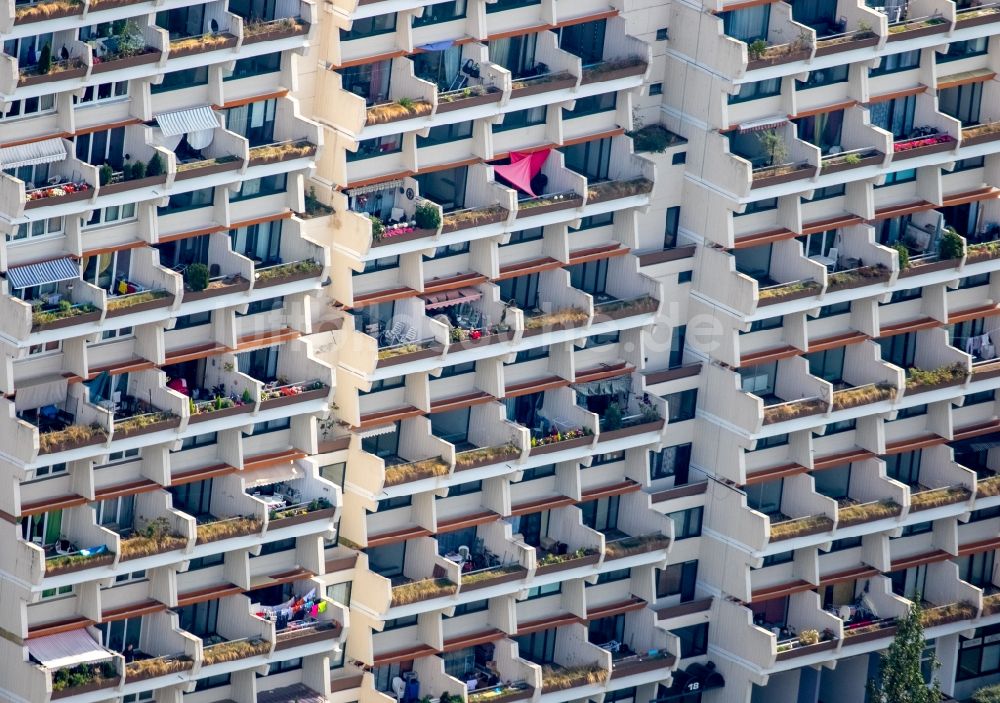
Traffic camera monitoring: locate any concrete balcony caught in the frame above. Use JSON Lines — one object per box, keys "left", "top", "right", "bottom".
{"left": 0, "top": 629, "right": 124, "bottom": 703}
{"left": 885, "top": 93, "right": 962, "bottom": 164}
{"left": 898, "top": 328, "right": 972, "bottom": 400}
{"left": 898, "top": 444, "right": 977, "bottom": 515}
{"left": 192, "top": 594, "right": 275, "bottom": 670}
{"left": 0, "top": 141, "right": 98, "bottom": 218}
{"left": 162, "top": 6, "right": 243, "bottom": 64}
{"left": 522, "top": 624, "right": 612, "bottom": 700}
{"left": 115, "top": 490, "right": 196, "bottom": 563}
{"left": 240, "top": 0, "right": 315, "bottom": 47}
{"left": 122, "top": 611, "right": 200, "bottom": 687}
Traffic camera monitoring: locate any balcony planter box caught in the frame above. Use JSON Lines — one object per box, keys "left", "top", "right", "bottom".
{"left": 45, "top": 552, "right": 114, "bottom": 577}
{"left": 905, "top": 377, "right": 967, "bottom": 395}
{"left": 599, "top": 419, "right": 664, "bottom": 443}
{"left": 169, "top": 33, "right": 238, "bottom": 59}
{"left": 580, "top": 60, "right": 647, "bottom": 85}
{"left": 611, "top": 655, "right": 674, "bottom": 679}
{"left": 515, "top": 195, "right": 584, "bottom": 219}
{"left": 757, "top": 284, "right": 821, "bottom": 306}
{"left": 92, "top": 49, "right": 162, "bottom": 75}
{"left": 529, "top": 435, "right": 593, "bottom": 456}
{"left": 124, "top": 657, "right": 193, "bottom": 683}
{"left": 973, "top": 360, "right": 1000, "bottom": 381}
{"left": 813, "top": 33, "right": 878, "bottom": 57}
{"left": 32, "top": 308, "right": 101, "bottom": 332}
{"left": 638, "top": 245, "right": 697, "bottom": 265}
{"left": 962, "top": 124, "right": 1000, "bottom": 147}
{"left": 14, "top": 0, "right": 82, "bottom": 24}
{"left": 268, "top": 505, "right": 336, "bottom": 529}
{"left": 897, "top": 257, "right": 961, "bottom": 278}
{"left": 436, "top": 87, "right": 503, "bottom": 114}
{"left": 25, "top": 187, "right": 93, "bottom": 210}
{"left": 87, "top": 0, "right": 146, "bottom": 10}
{"left": 892, "top": 138, "right": 955, "bottom": 161}
{"left": 274, "top": 623, "right": 340, "bottom": 650}
{"left": 775, "top": 638, "right": 838, "bottom": 661}
{"left": 254, "top": 264, "right": 322, "bottom": 288}
{"left": 242, "top": 20, "right": 310, "bottom": 45}
{"left": 837, "top": 501, "right": 903, "bottom": 528}
{"left": 188, "top": 403, "right": 253, "bottom": 424}
{"left": 19, "top": 64, "right": 87, "bottom": 87}
{"left": 259, "top": 385, "right": 329, "bottom": 411}
{"left": 887, "top": 20, "right": 950, "bottom": 41}
{"left": 747, "top": 47, "right": 810, "bottom": 71}
{"left": 174, "top": 157, "right": 244, "bottom": 181}
{"left": 522, "top": 317, "right": 589, "bottom": 337}
{"left": 460, "top": 567, "right": 528, "bottom": 592}
{"left": 535, "top": 552, "right": 600, "bottom": 576}
{"left": 750, "top": 163, "right": 815, "bottom": 189}
{"left": 100, "top": 174, "right": 168, "bottom": 196}
{"left": 115, "top": 415, "right": 181, "bottom": 440}
{"left": 454, "top": 446, "right": 521, "bottom": 471}
{"left": 51, "top": 676, "right": 121, "bottom": 700}
{"left": 587, "top": 178, "right": 654, "bottom": 206}
{"left": 182, "top": 276, "right": 251, "bottom": 301}
{"left": 376, "top": 344, "right": 444, "bottom": 368}
{"left": 39, "top": 429, "right": 108, "bottom": 455}
{"left": 509, "top": 74, "right": 576, "bottom": 98}
{"left": 770, "top": 516, "right": 835, "bottom": 541}
{"left": 955, "top": 8, "right": 1000, "bottom": 27}
{"left": 922, "top": 603, "right": 978, "bottom": 628}
{"left": 105, "top": 293, "right": 173, "bottom": 318}
{"left": 820, "top": 152, "right": 883, "bottom": 174}
{"left": 826, "top": 266, "right": 892, "bottom": 293}
{"left": 441, "top": 206, "right": 508, "bottom": 233}
{"left": 248, "top": 142, "right": 317, "bottom": 167}
{"left": 843, "top": 623, "right": 897, "bottom": 644}
{"left": 448, "top": 329, "right": 514, "bottom": 352}
{"left": 763, "top": 398, "right": 828, "bottom": 425}
{"left": 470, "top": 688, "right": 535, "bottom": 703}
{"left": 371, "top": 227, "right": 437, "bottom": 247}
{"left": 909, "top": 486, "right": 971, "bottom": 513}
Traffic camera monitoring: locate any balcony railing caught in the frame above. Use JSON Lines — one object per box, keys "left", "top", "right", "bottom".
{"left": 515, "top": 190, "right": 582, "bottom": 218}
{"left": 579, "top": 56, "right": 647, "bottom": 84}
{"left": 377, "top": 338, "right": 440, "bottom": 364}
{"left": 820, "top": 147, "right": 883, "bottom": 173}
{"left": 920, "top": 601, "right": 977, "bottom": 628}
{"left": 31, "top": 300, "right": 100, "bottom": 331}
{"left": 509, "top": 71, "right": 575, "bottom": 97}
{"left": 118, "top": 522, "right": 187, "bottom": 561}
{"left": 18, "top": 57, "right": 86, "bottom": 86}
{"left": 909, "top": 485, "right": 971, "bottom": 512}
{"left": 758, "top": 279, "right": 821, "bottom": 306}
{"left": 268, "top": 497, "right": 335, "bottom": 526}
{"left": 523, "top": 308, "right": 589, "bottom": 336}
{"left": 826, "top": 264, "right": 892, "bottom": 293}
{"left": 454, "top": 443, "right": 520, "bottom": 471}
{"left": 813, "top": 28, "right": 878, "bottom": 55}
{"left": 39, "top": 423, "right": 108, "bottom": 455}
{"left": 105, "top": 289, "right": 172, "bottom": 317}
{"left": 254, "top": 258, "right": 322, "bottom": 287}
{"left": 956, "top": 2, "right": 1000, "bottom": 26}
{"left": 892, "top": 132, "right": 956, "bottom": 160}
{"left": 751, "top": 160, "right": 814, "bottom": 188}
{"left": 775, "top": 630, "right": 838, "bottom": 660}
{"left": 593, "top": 294, "right": 658, "bottom": 321}
{"left": 535, "top": 546, "right": 600, "bottom": 575}
{"left": 461, "top": 563, "right": 528, "bottom": 590}
{"left": 887, "top": 14, "right": 948, "bottom": 40}
{"left": 366, "top": 99, "right": 433, "bottom": 126}
{"left": 114, "top": 411, "right": 180, "bottom": 439}
{"left": 440, "top": 204, "right": 508, "bottom": 233}
{"left": 24, "top": 179, "right": 93, "bottom": 209}
{"left": 50, "top": 660, "right": 119, "bottom": 697}
{"left": 746, "top": 39, "right": 811, "bottom": 70}
{"left": 904, "top": 363, "right": 968, "bottom": 394}
{"left": 468, "top": 682, "right": 533, "bottom": 703}
{"left": 168, "top": 31, "right": 238, "bottom": 59}
{"left": 769, "top": 514, "right": 834, "bottom": 542}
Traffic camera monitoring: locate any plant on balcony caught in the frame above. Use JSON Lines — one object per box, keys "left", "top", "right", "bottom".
{"left": 752, "top": 130, "right": 796, "bottom": 178}
{"left": 390, "top": 577, "right": 458, "bottom": 605}
{"left": 455, "top": 443, "right": 520, "bottom": 468}
{"left": 905, "top": 363, "right": 968, "bottom": 391}
{"left": 119, "top": 517, "right": 187, "bottom": 559}
{"left": 146, "top": 152, "right": 164, "bottom": 177}
{"left": 747, "top": 39, "right": 768, "bottom": 60}
{"left": 438, "top": 84, "right": 487, "bottom": 103}
{"left": 469, "top": 684, "right": 531, "bottom": 703}
{"left": 888, "top": 16, "right": 946, "bottom": 32}
{"left": 366, "top": 98, "right": 433, "bottom": 125}
{"left": 762, "top": 397, "right": 827, "bottom": 424}
{"left": 584, "top": 56, "right": 647, "bottom": 77}
{"left": 587, "top": 177, "right": 653, "bottom": 201}
{"left": 625, "top": 124, "right": 680, "bottom": 153}
{"left": 302, "top": 187, "right": 334, "bottom": 218}
{"left": 831, "top": 382, "right": 896, "bottom": 410}
{"left": 259, "top": 379, "right": 325, "bottom": 402}
{"left": 243, "top": 16, "right": 306, "bottom": 38}
{"left": 196, "top": 516, "right": 262, "bottom": 543}
{"left": 46, "top": 548, "right": 114, "bottom": 573}
{"left": 255, "top": 259, "right": 322, "bottom": 282}
{"left": 414, "top": 201, "right": 442, "bottom": 230}
{"left": 838, "top": 499, "right": 902, "bottom": 525}
{"left": 798, "top": 629, "right": 820, "bottom": 646}
{"left": 106, "top": 289, "right": 170, "bottom": 312}
{"left": 893, "top": 242, "right": 910, "bottom": 269}
{"left": 963, "top": 121, "right": 1000, "bottom": 139}
{"left": 920, "top": 601, "right": 977, "bottom": 628}
{"left": 974, "top": 684, "right": 1000, "bottom": 703}
{"left": 377, "top": 340, "right": 436, "bottom": 360}
{"left": 769, "top": 514, "right": 834, "bottom": 540}
{"left": 169, "top": 32, "right": 233, "bottom": 54}
{"left": 910, "top": 485, "right": 971, "bottom": 510}
{"left": 540, "top": 664, "right": 609, "bottom": 691}
{"left": 462, "top": 563, "right": 526, "bottom": 586}
{"left": 537, "top": 547, "right": 599, "bottom": 567}
{"left": 38, "top": 423, "right": 107, "bottom": 453}
{"left": 758, "top": 279, "right": 821, "bottom": 302}
{"left": 201, "top": 637, "right": 271, "bottom": 665}
{"left": 958, "top": 5, "right": 1000, "bottom": 20}
{"left": 116, "top": 412, "right": 177, "bottom": 434}
{"left": 938, "top": 227, "right": 966, "bottom": 260}
{"left": 249, "top": 140, "right": 316, "bottom": 163}
{"left": 269, "top": 497, "right": 332, "bottom": 521}
{"left": 530, "top": 427, "right": 592, "bottom": 449}
{"left": 868, "top": 600, "right": 941, "bottom": 703}
{"left": 518, "top": 192, "right": 579, "bottom": 211}
{"left": 604, "top": 403, "right": 623, "bottom": 430}
{"left": 184, "top": 263, "right": 210, "bottom": 292}
{"left": 25, "top": 180, "right": 91, "bottom": 203}
{"left": 383, "top": 457, "right": 450, "bottom": 486}
{"left": 524, "top": 308, "right": 590, "bottom": 330}
{"left": 38, "top": 43, "right": 52, "bottom": 73}
{"left": 32, "top": 300, "right": 98, "bottom": 326}
{"left": 827, "top": 264, "right": 891, "bottom": 290}
{"left": 893, "top": 133, "right": 954, "bottom": 152}
{"left": 510, "top": 71, "right": 573, "bottom": 91}
{"left": 978, "top": 473, "right": 1000, "bottom": 497}
{"left": 125, "top": 654, "right": 193, "bottom": 679}
{"left": 15, "top": 0, "right": 81, "bottom": 22}
{"left": 442, "top": 204, "right": 508, "bottom": 229}
{"left": 92, "top": 20, "right": 149, "bottom": 65}
{"left": 51, "top": 661, "right": 118, "bottom": 693}
{"left": 968, "top": 240, "right": 1000, "bottom": 262}
{"left": 604, "top": 533, "right": 671, "bottom": 558}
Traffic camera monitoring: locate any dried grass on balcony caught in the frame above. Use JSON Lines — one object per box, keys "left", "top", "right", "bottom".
{"left": 757, "top": 279, "right": 821, "bottom": 302}
{"left": 583, "top": 56, "right": 646, "bottom": 76}
{"left": 119, "top": 532, "right": 187, "bottom": 560}
{"left": 510, "top": 71, "right": 574, "bottom": 90}
{"left": 963, "top": 121, "right": 1000, "bottom": 139}
{"left": 905, "top": 363, "right": 968, "bottom": 391}
{"left": 38, "top": 423, "right": 107, "bottom": 453}
{"left": 196, "top": 516, "right": 262, "bottom": 543}
{"left": 243, "top": 16, "right": 305, "bottom": 37}
{"left": 377, "top": 341, "right": 436, "bottom": 361}
{"left": 255, "top": 259, "right": 322, "bottom": 282}
{"left": 390, "top": 577, "right": 458, "bottom": 605}
{"left": 106, "top": 290, "right": 169, "bottom": 312}
{"left": 888, "top": 16, "right": 946, "bottom": 32}
{"left": 169, "top": 33, "right": 233, "bottom": 53}
{"left": 366, "top": 99, "right": 433, "bottom": 125}
{"left": 176, "top": 155, "right": 241, "bottom": 173}
{"left": 827, "top": 264, "right": 891, "bottom": 290}
{"left": 201, "top": 638, "right": 271, "bottom": 665}
{"left": 442, "top": 205, "right": 508, "bottom": 229}
{"left": 384, "top": 458, "right": 450, "bottom": 486}
{"left": 124, "top": 655, "right": 193, "bottom": 679}
{"left": 540, "top": 664, "right": 609, "bottom": 691}
{"left": 838, "top": 500, "right": 902, "bottom": 526}
{"left": 769, "top": 514, "right": 834, "bottom": 541}
{"left": 587, "top": 177, "right": 653, "bottom": 201}
{"left": 762, "top": 397, "right": 827, "bottom": 424}
{"left": 604, "top": 533, "right": 671, "bottom": 558}
{"left": 46, "top": 550, "right": 114, "bottom": 573}
{"left": 978, "top": 474, "right": 1000, "bottom": 497}
{"left": 524, "top": 308, "right": 590, "bottom": 330}
{"left": 967, "top": 241, "right": 1000, "bottom": 263}
{"left": 455, "top": 443, "right": 520, "bottom": 468}
{"left": 920, "top": 601, "right": 977, "bottom": 627}
{"left": 910, "top": 485, "right": 971, "bottom": 510}
{"left": 462, "top": 564, "right": 526, "bottom": 586}
{"left": 115, "top": 412, "right": 177, "bottom": 434}
{"left": 249, "top": 140, "right": 316, "bottom": 162}
{"left": 15, "top": 0, "right": 80, "bottom": 20}
{"left": 982, "top": 593, "right": 1000, "bottom": 616}
{"left": 831, "top": 383, "right": 896, "bottom": 411}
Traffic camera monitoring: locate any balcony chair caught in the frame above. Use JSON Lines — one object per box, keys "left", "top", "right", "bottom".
{"left": 382, "top": 321, "right": 407, "bottom": 346}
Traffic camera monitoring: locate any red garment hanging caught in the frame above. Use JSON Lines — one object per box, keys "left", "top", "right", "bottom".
{"left": 493, "top": 149, "right": 551, "bottom": 196}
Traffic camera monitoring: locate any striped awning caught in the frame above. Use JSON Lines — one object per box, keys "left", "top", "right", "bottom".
{"left": 0, "top": 138, "right": 66, "bottom": 170}
{"left": 358, "top": 423, "right": 396, "bottom": 438}
{"left": 154, "top": 106, "right": 219, "bottom": 137}
{"left": 737, "top": 116, "right": 788, "bottom": 134}
{"left": 7, "top": 257, "right": 79, "bottom": 289}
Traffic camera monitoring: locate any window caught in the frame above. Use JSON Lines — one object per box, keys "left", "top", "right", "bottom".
{"left": 649, "top": 82, "right": 663, "bottom": 95}
{"left": 257, "top": 537, "right": 296, "bottom": 556}
{"left": 594, "top": 567, "right": 631, "bottom": 584}
{"left": 729, "top": 78, "right": 781, "bottom": 103}
{"left": 225, "top": 98, "right": 277, "bottom": 146}
{"left": 668, "top": 507, "right": 703, "bottom": 539}
{"left": 869, "top": 95, "right": 916, "bottom": 139}
{"left": 413, "top": 0, "right": 466, "bottom": 26}
{"left": 580, "top": 496, "right": 619, "bottom": 532}
{"left": 383, "top": 615, "right": 418, "bottom": 630}
{"left": 563, "top": 137, "right": 612, "bottom": 181}
{"left": 870, "top": 49, "right": 920, "bottom": 76}
{"left": 755, "top": 433, "right": 788, "bottom": 450}
{"left": 76, "top": 81, "right": 128, "bottom": 104}
{"left": 377, "top": 495, "right": 412, "bottom": 511}
{"left": 321, "top": 462, "right": 346, "bottom": 489}
{"left": 720, "top": 4, "right": 770, "bottom": 41}
{"left": 521, "top": 464, "right": 556, "bottom": 481}
{"left": 590, "top": 451, "right": 624, "bottom": 467}
{"left": 498, "top": 273, "right": 538, "bottom": 310}
{"left": 954, "top": 155, "right": 986, "bottom": 172}
{"left": 177, "top": 431, "right": 217, "bottom": 451}
{"left": 327, "top": 581, "right": 352, "bottom": 606}
{"left": 2, "top": 93, "right": 55, "bottom": 119}
{"left": 485, "top": 0, "right": 540, "bottom": 13}
{"left": 230, "top": 173, "right": 287, "bottom": 201}
{"left": 940, "top": 36, "right": 989, "bottom": 62}
{"left": 664, "top": 206, "right": 681, "bottom": 248}
{"left": 958, "top": 624, "right": 1000, "bottom": 680}
{"left": 657, "top": 560, "right": 698, "bottom": 600}
{"left": 495, "top": 106, "right": 547, "bottom": 131}
{"left": 817, "top": 301, "right": 851, "bottom": 318}
{"left": 84, "top": 203, "right": 136, "bottom": 228}
{"left": 746, "top": 479, "right": 782, "bottom": 515}
{"left": 656, "top": 27, "right": 668, "bottom": 40}
{"left": 806, "top": 346, "right": 845, "bottom": 382}
{"left": 360, "top": 255, "right": 400, "bottom": 273}
{"left": 226, "top": 51, "right": 282, "bottom": 80}
{"left": 438, "top": 361, "right": 476, "bottom": 379}
{"left": 158, "top": 187, "right": 214, "bottom": 215}
{"left": 75, "top": 127, "right": 125, "bottom": 169}
{"left": 523, "top": 582, "right": 560, "bottom": 600}
{"left": 664, "top": 389, "right": 697, "bottom": 422}
{"left": 672, "top": 151, "right": 686, "bottom": 165}
{"left": 249, "top": 417, "right": 290, "bottom": 434}
{"left": 568, "top": 258, "right": 608, "bottom": 295}
{"left": 650, "top": 443, "right": 691, "bottom": 483}
{"left": 885, "top": 450, "right": 922, "bottom": 486}
{"left": 573, "top": 212, "right": 614, "bottom": 231}
{"left": 8, "top": 216, "right": 63, "bottom": 243}
{"left": 958, "top": 272, "right": 991, "bottom": 289}
{"left": 174, "top": 311, "right": 212, "bottom": 329}
{"left": 940, "top": 81, "right": 983, "bottom": 126}
{"left": 796, "top": 64, "right": 849, "bottom": 89}
{"left": 678, "top": 270, "right": 692, "bottom": 283}
{"left": 152, "top": 66, "right": 208, "bottom": 93}
{"left": 746, "top": 316, "right": 783, "bottom": 333}
{"left": 808, "top": 183, "right": 846, "bottom": 201}
{"left": 674, "top": 623, "right": 709, "bottom": 658}
{"left": 760, "top": 551, "right": 794, "bottom": 567}
{"left": 430, "top": 241, "right": 470, "bottom": 258}
{"left": 452, "top": 598, "right": 490, "bottom": 616}
{"left": 829, "top": 536, "right": 862, "bottom": 552}
{"left": 515, "top": 629, "right": 557, "bottom": 663}
{"left": 503, "top": 227, "right": 544, "bottom": 246}
{"left": 417, "top": 121, "right": 473, "bottom": 147}
{"left": 563, "top": 92, "right": 616, "bottom": 119}
{"left": 187, "top": 553, "right": 224, "bottom": 570}
{"left": 341, "top": 13, "right": 396, "bottom": 40}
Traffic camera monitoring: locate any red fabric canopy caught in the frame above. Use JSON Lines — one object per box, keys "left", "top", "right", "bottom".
{"left": 493, "top": 149, "right": 551, "bottom": 196}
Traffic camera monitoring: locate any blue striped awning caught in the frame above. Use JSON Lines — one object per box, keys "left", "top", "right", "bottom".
{"left": 7, "top": 257, "right": 79, "bottom": 289}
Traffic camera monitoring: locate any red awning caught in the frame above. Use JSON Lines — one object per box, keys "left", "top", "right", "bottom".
{"left": 422, "top": 287, "right": 482, "bottom": 310}
{"left": 493, "top": 149, "right": 551, "bottom": 196}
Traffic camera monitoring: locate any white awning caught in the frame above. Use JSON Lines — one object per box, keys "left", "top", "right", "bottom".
{"left": 358, "top": 423, "right": 396, "bottom": 439}
{"left": 245, "top": 462, "right": 303, "bottom": 488}
{"left": 27, "top": 629, "right": 112, "bottom": 669}
{"left": 154, "top": 106, "right": 219, "bottom": 137}
{"left": 15, "top": 374, "right": 68, "bottom": 412}
{"left": 737, "top": 116, "right": 789, "bottom": 134}
{"left": 7, "top": 257, "right": 80, "bottom": 289}
{"left": 0, "top": 138, "right": 67, "bottom": 170}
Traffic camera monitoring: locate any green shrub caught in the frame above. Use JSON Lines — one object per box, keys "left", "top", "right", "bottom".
{"left": 130, "top": 160, "right": 146, "bottom": 180}
{"left": 414, "top": 201, "right": 441, "bottom": 230}
{"left": 893, "top": 242, "right": 910, "bottom": 270}
{"left": 99, "top": 164, "right": 113, "bottom": 185}
{"left": 938, "top": 228, "right": 965, "bottom": 260}
{"left": 184, "top": 263, "right": 210, "bottom": 291}
{"left": 242, "top": 388, "right": 253, "bottom": 404}
{"left": 146, "top": 152, "right": 164, "bottom": 177}
{"left": 38, "top": 43, "right": 51, "bottom": 74}
{"left": 748, "top": 39, "right": 767, "bottom": 60}
{"left": 973, "top": 684, "right": 1000, "bottom": 703}
{"left": 843, "top": 152, "right": 861, "bottom": 165}
{"left": 369, "top": 214, "right": 385, "bottom": 241}
{"left": 604, "top": 403, "right": 623, "bottom": 431}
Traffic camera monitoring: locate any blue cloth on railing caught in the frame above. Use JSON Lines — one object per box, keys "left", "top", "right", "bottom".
{"left": 79, "top": 545, "right": 107, "bottom": 557}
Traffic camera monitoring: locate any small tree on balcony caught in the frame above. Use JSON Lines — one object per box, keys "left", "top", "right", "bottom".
{"left": 867, "top": 599, "right": 940, "bottom": 703}
{"left": 757, "top": 130, "right": 789, "bottom": 167}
